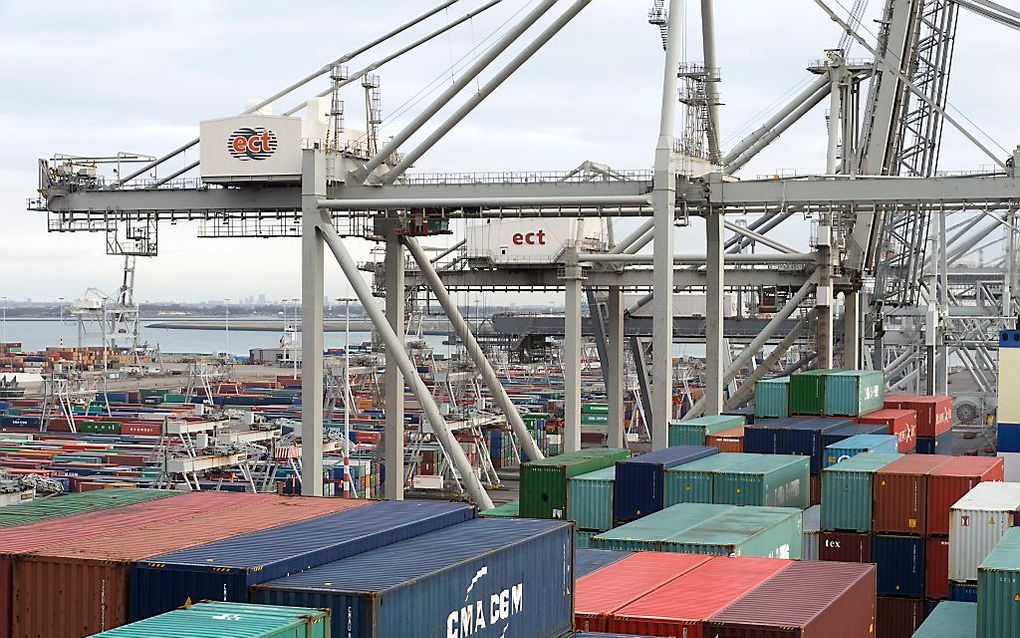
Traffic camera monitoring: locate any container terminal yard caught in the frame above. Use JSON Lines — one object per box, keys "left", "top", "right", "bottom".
{"left": 3, "top": 0, "right": 1020, "bottom": 636}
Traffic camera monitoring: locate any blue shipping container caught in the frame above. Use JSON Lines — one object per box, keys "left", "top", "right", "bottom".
{"left": 130, "top": 500, "right": 475, "bottom": 621}
{"left": 916, "top": 430, "right": 954, "bottom": 455}
{"left": 575, "top": 548, "right": 631, "bottom": 578}
{"left": 823, "top": 434, "right": 900, "bottom": 468}
{"left": 251, "top": 518, "right": 574, "bottom": 638}
{"left": 613, "top": 446, "right": 718, "bottom": 523}
{"left": 999, "top": 330, "right": 1020, "bottom": 348}
{"left": 873, "top": 534, "right": 925, "bottom": 598}
{"left": 779, "top": 418, "right": 852, "bottom": 474}
{"left": 950, "top": 581, "right": 977, "bottom": 602}
{"left": 722, "top": 406, "right": 755, "bottom": 425}
{"left": 820, "top": 423, "right": 889, "bottom": 449}
{"left": 998, "top": 423, "right": 1020, "bottom": 453}
{"left": 744, "top": 418, "right": 804, "bottom": 455}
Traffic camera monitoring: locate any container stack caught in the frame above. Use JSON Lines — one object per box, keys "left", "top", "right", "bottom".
{"left": 519, "top": 448, "right": 630, "bottom": 521}
{"left": 883, "top": 395, "right": 954, "bottom": 454}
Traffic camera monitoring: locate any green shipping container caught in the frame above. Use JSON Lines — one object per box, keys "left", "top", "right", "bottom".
{"left": 668, "top": 414, "right": 745, "bottom": 446}
{"left": 479, "top": 500, "right": 519, "bottom": 518}
{"left": 568, "top": 467, "right": 615, "bottom": 531}
{"left": 665, "top": 453, "right": 761, "bottom": 506}
{"left": 820, "top": 452, "right": 902, "bottom": 532}
{"left": 789, "top": 369, "right": 843, "bottom": 415}
{"left": 978, "top": 527, "right": 1020, "bottom": 638}
{"left": 755, "top": 377, "right": 791, "bottom": 418}
{"left": 591, "top": 503, "right": 734, "bottom": 552}
{"left": 79, "top": 421, "right": 121, "bottom": 434}
{"left": 576, "top": 529, "right": 599, "bottom": 549}
{"left": 519, "top": 448, "right": 630, "bottom": 519}
{"left": 582, "top": 403, "right": 609, "bottom": 415}
{"left": 163, "top": 393, "right": 187, "bottom": 404}
{"left": 913, "top": 601, "right": 975, "bottom": 638}
{"left": 88, "top": 601, "right": 330, "bottom": 638}
{"left": 712, "top": 454, "right": 810, "bottom": 508}
{"left": 0, "top": 488, "right": 177, "bottom": 529}
{"left": 823, "top": 370, "right": 886, "bottom": 417}
{"left": 581, "top": 413, "right": 609, "bottom": 426}
{"left": 659, "top": 505, "right": 803, "bottom": 558}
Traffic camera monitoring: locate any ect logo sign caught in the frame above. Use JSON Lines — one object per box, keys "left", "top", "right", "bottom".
{"left": 512, "top": 230, "right": 547, "bottom": 246}
{"left": 446, "top": 566, "right": 524, "bottom": 637}
{"left": 227, "top": 127, "right": 277, "bottom": 161}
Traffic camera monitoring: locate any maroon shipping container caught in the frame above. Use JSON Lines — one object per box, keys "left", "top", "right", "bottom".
{"left": 706, "top": 561, "right": 877, "bottom": 638}
{"left": 883, "top": 395, "right": 953, "bottom": 438}
{"left": 876, "top": 596, "right": 923, "bottom": 638}
{"left": 926, "top": 536, "right": 949, "bottom": 600}
{"left": 872, "top": 455, "right": 953, "bottom": 535}
{"left": 10, "top": 495, "right": 367, "bottom": 638}
{"left": 855, "top": 409, "right": 917, "bottom": 453}
{"left": 820, "top": 531, "right": 873, "bottom": 563}
{"left": 926, "top": 456, "right": 1004, "bottom": 536}
{"left": 706, "top": 427, "right": 744, "bottom": 453}
{"left": 811, "top": 474, "right": 821, "bottom": 506}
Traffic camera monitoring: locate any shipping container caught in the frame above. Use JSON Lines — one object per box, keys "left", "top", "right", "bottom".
{"left": 665, "top": 453, "right": 760, "bottom": 506}
{"left": 873, "top": 534, "right": 926, "bottom": 598}
{"left": 820, "top": 531, "right": 872, "bottom": 563}
{"left": 591, "top": 503, "right": 733, "bottom": 552}
{"left": 951, "top": 582, "right": 978, "bottom": 602}
{"left": 873, "top": 455, "right": 953, "bottom": 535}
{"left": 0, "top": 488, "right": 177, "bottom": 529}
{"left": 977, "top": 527, "right": 1020, "bottom": 638}
{"left": 613, "top": 446, "right": 718, "bottom": 523}
{"left": 131, "top": 500, "right": 474, "bottom": 621}
{"left": 668, "top": 415, "right": 744, "bottom": 447}
{"left": 876, "top": 596, "right": 924, "bottom": 638}
{"left": 252, "top": 518, "right": 574, "bottom": 638}
{"left": 575, "top": 549, "right": 631, "bottom": 578}
{"left": 722, "top": 406, "right": 755, "bottom": 425}
{"left": 11, "top": 495, "right": 366, "bottom": 638}
{"left": 948, "top": 481, "right": 1020, "bottom": 583}
{"left": 576, "top": 530, "right": 598, "bottom": 549}
{"left": 706, "top": 427, "right": 744, "bottom": 453}
{"left": 778, "top": 417, "right": 854, "bottom": 474}
{"left": 658, "top": 505, "right": 803, "bottom": 559}
{"left": 823, "top": 434, "right": 900, "bottom": 468}
{"left": 803, "top": 504, "right": 820, "bottom": 561}
{"left": 87, "top": 601, "right": 330, "bottom": 638}
{"left": 479, "top": 501, "right": 518, "bottom": 519}
{"left": 928, "top": 536, "right": 950, "bottom": 600}
{"left": 824, "top": 370, "right": 886, "bottom": 417}
{"left": 926, "top": 456, "right": 1004, "bottom": 536}
{"left": 998, "top": 423, "right": 1020, "bottom": 454}
{"left": 820, "top": 422, "right": 891, "bottom": 450}
{"left": 575, "top": 552, "right": 713, "bottom": 632}
{"left": 569, "top": 467, "right": 615, "bottom": 531}
{"left": 911, "top": 601, "right": 975, "bottom": 638}
{"left": 916, "top": 431, "right": 955, "bottom": 455}
{"left": 789, "top": 369, "right": 842, "bottom": 416}
{"left": 706, "top": 560, "right": 877, "bottom": 638}
{"left": 883, "top": 395, "right": 953, "bottom": 438}
{"left": 520, "top": 448, "right": 630, "bottom": 520}
{"left": 821, "top": 452, "right": 902, "bottom": 532}
{"left": 755, "top": 377, "right": 790, "bottom": 419}
{"left": 712, "top": 454, "right": 810, "bottom": 508}
{"left": 604, "top": 556, "right": 793, "bottom": 638}
{"left": 856, "top": 408, "right": 918, "bottom": 453}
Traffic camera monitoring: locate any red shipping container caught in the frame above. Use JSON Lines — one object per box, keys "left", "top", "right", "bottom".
{"left": 876, "top": 596, "right": 923, "bottom": 638}
{"left": 883, "top": 395, "right": 953, "bottom": 438}
{"left": 10, "top": 495, "right": 368, "bottom": 638}
{"left": 706, "top": 561, "right": 877, "bottom": 638}
{"left": 120, "top": 422, "right": 162, "bottom": 436}
{"left": 706, "top": 427, "right": 744, "bottom": 453}
{"left": 855, "top": 408, "right": 918, "bottom": 453}
{"left": 820, "top": 531, "right": 873, "bottom": 563}
{"left": 811, "top": 474, "right": 822, "bottom": 506}
{"left": 605, "top": 556, "right": 793, "bottom": 638}
{"left": 575, "top": 552, "right": 713, "bottom": 631}
{"left": 926, "top": 456, "right": 1004, "bottom": 536}
{"left": 926, "top": 536, "right": 949, "bottom": 600}
{"left": 873, "top": 455, "right": 953, "bottom": 535}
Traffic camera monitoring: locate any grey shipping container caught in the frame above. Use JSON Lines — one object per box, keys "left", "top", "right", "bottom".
{"left": 575, "top": 548, "right": 631, "bottom": 578}
{"left": 251, "top": 518, "right": 574, "bottom": 638}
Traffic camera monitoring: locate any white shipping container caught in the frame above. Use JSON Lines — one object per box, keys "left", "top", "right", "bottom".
{"left": 200, "top": 114, "right": 326, "bottom": 183}
{"left": 948, "top": 481, "right": 1020, "bottom": 582}
{"left": 802, "top": 504, "right": 821, "bottom": 561}
{"left": 465, "top": 218, "right": 606, "bottom": 267}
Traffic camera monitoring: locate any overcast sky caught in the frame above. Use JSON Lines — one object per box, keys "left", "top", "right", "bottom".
{"left": 1, "top": 0, "right": 1016, "bottom": 304}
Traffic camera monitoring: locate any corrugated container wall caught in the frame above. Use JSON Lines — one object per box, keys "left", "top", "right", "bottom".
{"left": 755, "top": 377, "right": 790, "bottom": 419}
{"left": 712, "top": 455, "right": 810, "bottom": 508}
{"left": 569, "top": 467, "right": 615, "bottom": 532}
{"left": 821, "top": 452, "right": 903, "bottom": 533}
{"left": 665, "top": 454, "right": 755, "bottom": 506}
{"left": 520, "top": 448, "right": 629, "bottom": 520}
{"left": 613, "top": 446, "right": 717, "bottom": 523}
{"left": 706, "top": 427, "right": 745, "bottom": 453}
{"left": 876, "top": 596, "right": 924, "bottom": 638}
{"left": 927, "top": 456, "right": 1004, "bottom": 536}
{"left": 873, "top": 534, "right": 925, "bottom": 598}
{"left": 823, "top": 370, "right": 885, "bottom": 417}
{"left": 927, "top": 536, "right": 950, "bottom": 600}
{"left": 823, "top": 434, "right": 899, "bottom": 468}
{"left": 591, "top": 504, "right": 733, "bottom": 552}
{"left": 855, "top": 408, "right": 918, "bottom": 453}
{"left": 911, "top": 601, "right": 976, "bottom": 638}
{"left": 668, "top": 415, "right": 744, "bottom": 447}
{"left": 659, "top": 506, "right": 802, "bottom": 559}
{"left": 872, "top": 455, "right": 953, "bottom": 535}
{"left": 87, "top": 602, "right": 330, "bottom": 638}
{"left": 883, "top": 395, "right": 953, "bottom": 438}
{"left": 977, "top": 527, "right": 1020, "bottom": 638}
{"left": 820, "top": 531, "right": 872, "bottom": 563}
{"left": 251, "top": 518, "right": 574, "bottom": 638}
{"left": 0, "top": 489, "right": 178, "bottom": 530}
{"left": 949, "top": 482, "right": 1020, "bottom": 583}
{"left": 789, "top": 369, "right": 841, "bottom": 416}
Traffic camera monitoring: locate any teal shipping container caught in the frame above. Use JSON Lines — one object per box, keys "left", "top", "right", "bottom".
{"left": 789, "top": 369, "right": 843, "bottom": 415}
{"left": 824, "top": 370, "right": 886, "bottom": 417}
{"left": 823, "top": 433, "right": 899, "bottom": 468}
{"left": 87, "top": 601, "right": 330, "bottom": 638}
{"left": 479, "top": 501, "right": 519, "bottom": 519}
{"left": 820, "top": 451, "right": 902, "bottom": 532}
{"left": 591, "top": 503, "right": 732, "bottom": 552}
{"left": 712, "top": 454, "right": 810, "bottom": 508}
{"left": 755, "top": 377, "right": 790, "bottom": 418}
{"left": 912, "top": 601, "right": 975, "bottom": 638}
{"left": 568, "top": 467, "right": 615, "bottom": 531}
{"left": 665, "top": 453, "right": 760, "bottom": 506}
{"left": 978, "top": 527, "right": 1020, "bottom": 638}
{"left": 576, "top": 529, "right": 598, "bottom": 549}
{"left": 668, "top": 415, "right": 745, "bottom": 446}
{"left": 659, "top": 505, "right": 803, "bottom": 559}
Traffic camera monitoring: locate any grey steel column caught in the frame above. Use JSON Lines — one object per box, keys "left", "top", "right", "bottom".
{"left": 815, "top": 221, "right": 834, "bottom": 369}
{"left": 705, "top": 211, "right": 725, "bottom": 415}
{"left": 651, "top": 0, "right": 684, "bottom": 450}
{"left": 402, "top": 236, "right": 544, "bottom": 461}
{"left": 319, "top": 222, "right": 493, "bottom": 508}
{"left": 700, "top": 0, "right": 723, "bottom": 164}
{"left": 724, "top": 310, "right": 814, "bottom": 409}
{"left": 607, "top": 285, "right": 625, "bottom": 448}
{"left": 843, "top": 290, "right": 861, "bottom": 368}
{"left": 384, "top": 227, "right": 406, "bottom": 500}
{"left": 563, "top": 266, "right": 583, "bottom": 453}
{"left": 300, "top": 149, "right": 325, "bottom": 497}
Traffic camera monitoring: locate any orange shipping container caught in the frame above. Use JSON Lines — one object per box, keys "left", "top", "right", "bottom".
{"left": 705, "top": 427, "right": 744, "bottom": 453}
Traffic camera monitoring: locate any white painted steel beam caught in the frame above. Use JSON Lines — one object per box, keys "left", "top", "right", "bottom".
{"left": 300, "top": 150, "right": 326, "bottom": 497}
